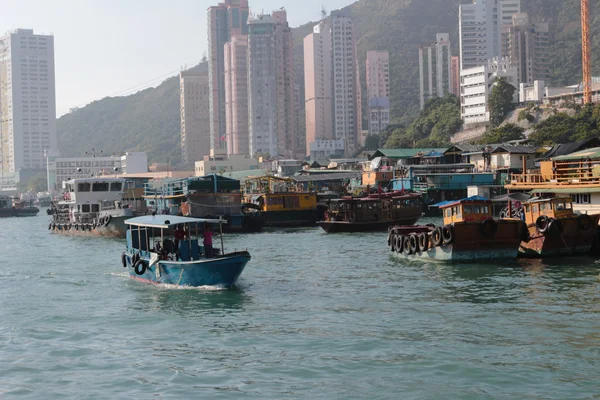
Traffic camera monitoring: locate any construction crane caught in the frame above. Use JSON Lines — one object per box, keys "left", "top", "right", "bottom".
{"left": 581, "top": 0, "right": 592, "bottom": 104}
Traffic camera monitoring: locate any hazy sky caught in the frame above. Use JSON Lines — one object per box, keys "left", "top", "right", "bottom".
{"left": 1, "top": 0, "right": 354, "bottom": 117}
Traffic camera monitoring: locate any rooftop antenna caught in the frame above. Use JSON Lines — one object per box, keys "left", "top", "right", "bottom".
{"left": 321, "top": 5, "right": 327, "bottom": 19}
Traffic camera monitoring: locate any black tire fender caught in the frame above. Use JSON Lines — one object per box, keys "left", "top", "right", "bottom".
{"left": 431, "top": 227, "right": 443, "bottom": 247}
{"left": 480, "top": 218, "right": 498, "bottom": 238}
{"left": 442, "top": 225, "right": 453, "bottom": 245}
{"left": 403, "top": 236, "right": 413, "bottom": 255}
{"left": 395, "top": 235, "right": 403, "bottom": 253}
{"left": 536, "top": 215, "right": 549, "bottom": 233}
{"left": 121, "top": 252, "right": 128, "bottom": 268}
{"left": 133, "top": 259, "right": 146, "bottom": 275}
{"left": 409, "top": 234, "right": 419, "bottom": 253}
{"left": 104, "top": 215, "right": 111, "bottom": 227}
{"left": 418, "top": 232, "right": 429, "bottom": 251}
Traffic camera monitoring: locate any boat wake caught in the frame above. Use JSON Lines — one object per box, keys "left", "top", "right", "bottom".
{"left": 156, "top": 283, "right": 229, "bottom": 291}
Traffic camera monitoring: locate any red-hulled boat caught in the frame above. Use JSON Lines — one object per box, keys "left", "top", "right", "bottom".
{"left": 317, "top": 191, "right": 423, "bottom": 233}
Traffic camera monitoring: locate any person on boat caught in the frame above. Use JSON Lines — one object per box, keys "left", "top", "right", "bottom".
{"left": 202, "top": 223, "right": 214, "bottom": 258}
{"left": 173, "top": 224, "right": 186, "bottom": 249}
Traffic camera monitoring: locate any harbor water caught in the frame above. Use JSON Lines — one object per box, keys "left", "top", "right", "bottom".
{"left": 2, "top": 213, "right": 600, "bottom": 399}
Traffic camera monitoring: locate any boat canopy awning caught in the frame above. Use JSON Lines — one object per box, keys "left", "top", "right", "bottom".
{"left": 431, "top": 195, "right": 490, "bottom": 208}
{"left": 528, "top": 187, "right": 600, "bottom": 194}
{"left": 490, "top": 192, "right": 532, "bottom": 202}
{"left": 126, "top": 215, "right": 226, "bottom": 229}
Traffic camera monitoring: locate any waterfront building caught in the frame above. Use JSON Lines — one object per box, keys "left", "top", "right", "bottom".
{"left": 501, "top": 13, "right": 550, "bottom": 85}
{"left": 459, "top": 0, "right": 521, "bottom": 70}
{"left": 419, "top": 34, "right": 452, "bottom": 109}
{"left": 460, "top": 58, "right": 518, "bottom": 125}
{"left": 180, "top": 67, "right": 210, "bottom": 167}
{"left": 366, "top": 51, "right": 390, "bottom": 134}
{"left": 46, "top": 152, "right": 148, "bottom": 191}
{"left": 309, "top": 139, "right": 345, "bottom": 161}
{"left": 207, "top": 0, "right": 249, "bottom": 152}
{"left": 194, "top": 149, "right": 258, "bottom": 176}
{"left": 304, "top": 20, "right": 333, "bottom": 156}
{"left": 0, "top": 29, "right": 57, "bottom": 186}
{"left": 224, "top": 34, "right": 249, "bottom": 156}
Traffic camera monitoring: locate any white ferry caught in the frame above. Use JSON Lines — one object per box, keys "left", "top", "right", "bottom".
{"left": 48, "top": 178, "right": 135, "bottom": 237}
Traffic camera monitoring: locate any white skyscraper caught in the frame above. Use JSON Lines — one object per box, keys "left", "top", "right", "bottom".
{"left": 0, "top": 29, "right": 57, "bottom": 185}
{"left": 331, "top": 10, "right": 359, "bottom": 157}
{"left": 459, "top": 0, "right": 521, "bottom": 70}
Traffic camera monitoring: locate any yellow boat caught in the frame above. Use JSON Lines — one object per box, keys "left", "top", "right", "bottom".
{"left": 243, "top": 176, "right": 318, "bottom": 227}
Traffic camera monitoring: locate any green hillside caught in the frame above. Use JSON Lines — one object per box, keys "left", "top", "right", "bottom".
{"left": 57, "top": 0, "right": 599, "bottom": 165}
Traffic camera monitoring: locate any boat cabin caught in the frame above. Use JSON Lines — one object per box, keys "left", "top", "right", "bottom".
{"left": 62, "top": 178, "right": 127, "bottom": 214}
{"left": 244, "top": 176, "right": 317, "bottom": 212}
{"left": 522, "top": 197, "right": 574, "bottom": 225}
{"left": 327, "top": 193, "right": 422, "bottom": 223}
{"left": 125, "top": 215, "right": 225, "bottom": 262}
{"left": 439, "top": 197, "right": 492, "bottom": 225}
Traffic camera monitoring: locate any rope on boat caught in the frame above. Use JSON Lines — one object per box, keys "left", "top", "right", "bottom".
{"left": 176, "top": 269, "right": 184, "bottom": 285}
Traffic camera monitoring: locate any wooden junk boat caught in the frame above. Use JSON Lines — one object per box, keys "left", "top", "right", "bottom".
{"left": 243, "top": 176, "right": 318, "bottom": 227}
{"left": 317, "top": 191, "right": 423, "bottom": 233}
{"left": 387, "top": 196, "right": 528, "bottom": 261}
{"left": 518, "top": 197, "right": 600, "bottom": 257}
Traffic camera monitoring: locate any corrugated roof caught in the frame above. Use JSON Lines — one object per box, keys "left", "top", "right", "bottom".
{"left": 491, "top": 145, "right": 538, "bottom": 154}
{"left": 371, "top": 148, "right": 449, "bottom": 159}
{"left": 552, "top": 146, "right": 600, "bottom": 161}
{"left": 293, "top": 172, "right": 361, "bottom": 182}
{"left": 537, "top": 138, "right": 600, "bottom": 161}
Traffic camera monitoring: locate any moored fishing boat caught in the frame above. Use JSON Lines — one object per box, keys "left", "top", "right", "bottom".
{"left": 317, "top": 191, "right": 422, "bottom": 233}
{"left": 243, "top": 176, "right": 318, "bottom": 227}
{"left": 0, "top": 196, "right": 39, "bottom": 217}
{"left": 387, "top": 196, "right": 528, "bottom": 261}
{"left": 518, "top": 197, "right": 600, "bottom": 257}
{"left": 144, "top": 175, "right": 264, "bottom": 233}
{"left": 121, "top": 215, "right": 250, "bottom": 287}
{"left": 47, "top": 178, "right": 134, "bottom": 237}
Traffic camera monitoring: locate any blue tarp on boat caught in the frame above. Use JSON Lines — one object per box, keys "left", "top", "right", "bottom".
{"left": 431, "top": 195, "right": 490, "bottom": 208}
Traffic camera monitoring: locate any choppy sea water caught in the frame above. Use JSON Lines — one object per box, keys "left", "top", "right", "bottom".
{"left": 1, "top": 212, "right": 600, "bottom": 399}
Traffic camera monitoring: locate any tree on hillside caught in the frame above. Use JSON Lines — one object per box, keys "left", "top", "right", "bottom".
{"left": 405, "top": 94, "right": 462, "bottom": 147}
{"left": 384, "top": 126, "right": 410, "bottom": 148}
{"left": 488, "top": 77, "right": 516, "bottom": 127}
{"left": 529, "top": 104, "right": 600, "bottom": 145}
{"left": 364, "top": 134, "right": 381, "bottom": 150}
{"left": 475, "top": 123, "right": 525, "bottom": 144}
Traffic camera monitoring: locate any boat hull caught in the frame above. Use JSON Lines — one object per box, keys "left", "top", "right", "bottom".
{"left": 519, "top": 214, "right": 600, "bottom": 257}
{"left": 49, "top": 216, "right": 131, "bottom": 238}
{"left": 318, "top": 216, "right": 421, "bottom": 233}
{"left": 390, "top": 220, "right": 526, "bottom": 262}
{"left": 0, "top": 207, "right": 39, "bottom": 217}
{"left": 124, "top": 252, "right": 250, "bottom": 287}
{"left": 262, "top": 209, "right": 319, "bottom": 228}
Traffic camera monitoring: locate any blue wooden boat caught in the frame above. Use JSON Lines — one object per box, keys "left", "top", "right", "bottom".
{"left": 121, "top": 215, "right": 250, "bottom": 287}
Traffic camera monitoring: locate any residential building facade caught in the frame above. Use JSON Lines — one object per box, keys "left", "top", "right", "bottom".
{"left": 224, "top": 34, "right": 249, "bottom": 156}
{"left": 460, "top": 58, "right": 518, "bottom": 125}
{"left": 419, "top": 33, "right": 452, "bottom": 108}
{"left": 247, "top": 14, "right": 277, "bottom": 158}
{"left": 180, "top": 68, "right": 210, "bottom": 167}
{"left": 207, "top": 0, "right": 249, "bottom": 152}
{"left": 451, "top": 56, "right": 460, "bottom": 96}
{"left": 502, "top": 13, "right": 550, "bottom": 85}
{"left": 194, "top": 149, "right": 258, "bottom": 176}
{"left": 459, "top": 0, "right": 522, "bottom": 70}
{"left": 366, "top": 50, "right": 390, "bottom": 134}
{"left": 0, "top": 29, "right": 57, "bottom": 185}
{"left": 304, "top": 20, "right": 333, "bottom": 156}
{"left": 331, "top": 10, "right": 359, "bottom": 157}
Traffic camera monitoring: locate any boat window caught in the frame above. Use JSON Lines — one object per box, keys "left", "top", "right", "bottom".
{"left": 82, "top": 204, "right": 90, "bottom": 213}
{"left": 472, "top": 205, "right": 480, "bottom": 214}
{"left": 110, "top": 182, "right": 122, "bottom": 192}
{"left": 539, "top": 203, "right": 547, "bottom": 211}
{"left": 481, "top": 205, "right": 489, "bottom": 214}
{"left": 463, "top": 205, "right": 472, "bottom": 214}
{"left": 77, "top": 204, "right": 81, "bottom": 212}
{"left": 444, "top": 208, "right": 452, "bottom": 218}
{"left": 92, "top": 182, "right": 110, "bottom": 192}
{"left": 554, "top": 201, "right": 567, "bottom": 210}
{"left": 456, "top": 206, "right": 462, "bottom": 218}
{"left": 267, "top": 197, "right": 283, "bottom": 206}
{"left": 284, "top": 196, "right": 299, "bottom": 209}
{"left": 532, "top": 205, "right": 538, "bottom": 213}
{"left": 91, "top": 204, "right": 99, "bottom": 213}
{"left": 77, "top": 182, "right": 91, "bottom": 192}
